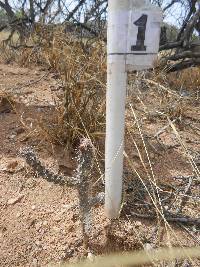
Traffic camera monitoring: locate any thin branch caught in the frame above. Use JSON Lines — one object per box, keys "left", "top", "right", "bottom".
{"left": 159, "top": 41, "right": 182, "bottom": 51}
{"left": 167, "top": 51, "right": 200, "bottom": 61}
{"left": 66, "top": 0, "right": 87, "bottom": 21}
{"left": 166, "top": 58, "right": 200, "bottom": 72}
{"left": 131, "top": 211, "right": 200, "bottom": 226}
{"left": 163, "top": 0, "right": 179, "bottom": 12}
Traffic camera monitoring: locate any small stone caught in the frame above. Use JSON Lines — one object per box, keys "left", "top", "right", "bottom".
{"left": 5, "top": 161, "right": 19, "bottom": 173}
{"left": 54, "top": 215, "right": 62, "bottom": 222}
{"left": 150, "top": 153, "right": 155, "bottom": 159}
{"left": 15, "top": 127, "right": 25, "bottom": 135}
{"left": 7, "top": 194, "right": 24, "bottom": 205}
{"left": 87, "top": 252, "right": 95, "bottom": 262}
{"left": 31, "top": 205, "right": 36, "bottom": 210}
{"left": 192, "top": 226, "right": 197, "bottom": 232}
{"left": 35, "top": 222, "right": 42, "bottom": 231}
{"left": 62, "top": 204, "right": 71, "bottom": 210}
{"left": 134, "top": 221, "right": 142, "bottom": 227}
{"left": 43, "top": 221, "right": 48, "bottom": 226}
{"left": 9, "top": 134, "right": 16, "bottom": 139}
{"left": 53, "top": 226, "right": 60, "bottom": 233}
{"left": 16, "top": 212, "right": 21, "bottom": 218}
{"left": 31, "top": 258, "right": 38, "bottom": 267}
{"left": 35, "top": 240, "right": 40, "bottom": 246}
{"left": 144, "top": 243, "right": 153, "bottom": 251}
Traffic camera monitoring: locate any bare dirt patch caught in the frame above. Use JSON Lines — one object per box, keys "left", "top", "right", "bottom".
{"left": 0, "top": 63, "right": 200, "bottom": 267}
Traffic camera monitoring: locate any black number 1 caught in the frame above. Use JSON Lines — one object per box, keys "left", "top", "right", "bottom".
{"left": 131, "top": 14, "right": 147, "bottom": 51}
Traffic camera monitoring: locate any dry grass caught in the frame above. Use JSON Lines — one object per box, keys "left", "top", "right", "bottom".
{"left": 43, "top": 31, "right": 106, "bottom": 149}
{"left": 10, "top": 27, "right": 107, "bottom": 153}
{"left": 0, "top": 26, "right": 200, "bottom": 266}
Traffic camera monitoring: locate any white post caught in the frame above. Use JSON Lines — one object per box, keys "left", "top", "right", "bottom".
{"left": 105, "top": 57, "right": 127, "bottom": 218}
{"left": 105, "top": 0, "right": 128, "bottom": 218}
{"left": 105, "top": 0, "right": 162, "bottom": 218}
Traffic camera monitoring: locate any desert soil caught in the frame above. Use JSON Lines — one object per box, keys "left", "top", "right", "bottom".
{"left": 0, "top": 63, "right": 200, "bottom": 267}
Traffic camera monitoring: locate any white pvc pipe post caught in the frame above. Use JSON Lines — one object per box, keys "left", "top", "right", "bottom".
{"left": 105, "top": 0, "right": 128, "bottom": 219}
{"left": 105, "top": 0, "right": 162, "bottom": 218}
{"left": 105, "top": 58, "right": 127, "bottom": 219}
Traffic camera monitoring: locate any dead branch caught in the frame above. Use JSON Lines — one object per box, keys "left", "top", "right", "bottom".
{"left": 130, "top": 211, "right": 200, "bottom": 226}
{"left": 166, "top": 58, "right": 200, "bottom": 72}
{"left": 176, "top": 176, "right": 194, "bottom": 214}
{"left": 177, "top": 0, "right": 197, "bottom": 41}
{"left": 167, "top": 51, "right": 200, "bottom": 61}
{"left": 66, "top": 0, "right": 87, "bottom": 21}
{"left": 159, "top": 41, "right": 182, "bottom": 51}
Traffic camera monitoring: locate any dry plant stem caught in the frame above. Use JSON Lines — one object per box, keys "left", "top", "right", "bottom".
{"left": 6, "top": 72, "right": 49, "bottom": 94}
{"left": 131, "top": 212, "right": 200, "bottom": 226}
{"left": 176, "top": 176, "right": 193, "bottom": 214}
{"left": 154, "top": 118, "right": 178, "bottom": 138}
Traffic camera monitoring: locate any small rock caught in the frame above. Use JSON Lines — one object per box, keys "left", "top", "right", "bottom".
{"left": 182, "top": 259, "right": 191, "bottom": 267}
{"left": 5, "top": 160, "right": 19, "bottom": 173}
{"left": 62, "top": 204, "right": 71, "bottom": 210}
{"left": 16, "top": 212, "right": 21, "bottom": 218}
{"left": 87, "top": 252, "right": 95, "bottom": 262}
{"left": 53, "top": 226, "right": 60, "bottom": 233}
{"left": 31, "top": 205, "right": 36, "bottom": 210}
{"left": 35, "top": 222, "right": 42, "bottom": 231}
{"left": 43, "top": 221, "right": 48, "bottom": 226}
{"left": 54, "top": 215, "right": 62, "bottom": 222}
{"left": 7, "top": 194, "right": 24, "bottom": 205}
{"left": 134, "top": 221, "right": 142, "bottom": 227}
{"left": 15, "top": 127, "right": 25, "bottom": 135}
{"left": 35, "top": 240, "right": 41, "bottom": 246}
{"left": 31, "top": 258, "right": 38, "bottom": 267}
{"left": 9, "top": 134, "right": 16, "bottom": 140}
{"left": 63, "top": 248, "right": 74, "bottom": 258}
{"left": 192, "top": 226, "right": 197, "bottom": 232}
{"left": 144, "top": 243, "right": 153, "bottom": 251}
{"left": 0, "top": 227, "right": 7, "bottom": 237}
{"left": 149, "top": 153, "right": 155, "bottom": 159}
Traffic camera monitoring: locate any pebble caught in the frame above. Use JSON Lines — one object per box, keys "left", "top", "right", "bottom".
{"left": 62, "top": 204, "right": 71, "bottom": 210}
{"left": 16, "top": 212, "right": 21, "bottom": 218}
{"left": 31, "top": 258, "right": 38, "bottom": 267}
{"left": 53, "top": 226, "right": 60, "bottom": 233}
{"left": 134, "top": 221, "right": 142, "bottom": 227}
{"left": 144, "top": 243, "right": 153, "bottom": 251}
{"left": 8, "top": 134, "right": 16, "bottom": 140}
{"left": 54, "top": 215, "right": 62, "bottom": 222}
{"left": 15, "top": 127, "right": 25, "bottom": 135}
{"left": 87, "top": 252, "right": 95, "bottom": 262}
{"left": 43, "top": 221, "right": 48, "bottom": 226}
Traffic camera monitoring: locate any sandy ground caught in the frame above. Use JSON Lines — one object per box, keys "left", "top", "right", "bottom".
{"left": 0, "top": 63, "right": 200, "bottom": 267}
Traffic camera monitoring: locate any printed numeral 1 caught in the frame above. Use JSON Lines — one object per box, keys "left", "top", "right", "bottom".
{"left": 131, "top": 14, "right": 147, "bottom": 51}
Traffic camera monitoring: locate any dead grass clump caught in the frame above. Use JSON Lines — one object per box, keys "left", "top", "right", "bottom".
{"left": 0, "top": 26, "right": 106, "bottom": 156}
{"left": 27, "top": 28, "right": 106, "bottom": 152}
{"left": 166, "top": 67, "right": 200, "bottom": 104}
{"left": 155, "top": 67, "right": 200, "bottom": 93}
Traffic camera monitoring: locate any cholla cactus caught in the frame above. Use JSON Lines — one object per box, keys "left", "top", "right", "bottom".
{"left": 21, "top": 138, "right": 104, "bottom": 249}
